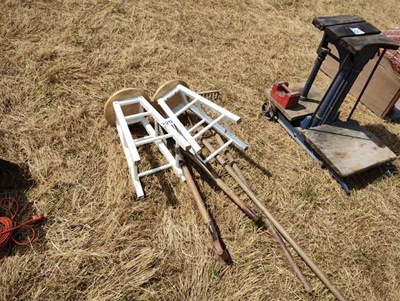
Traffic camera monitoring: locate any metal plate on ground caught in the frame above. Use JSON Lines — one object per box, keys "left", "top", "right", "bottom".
{"left": 269, "top": 83, "right": 323, "bottom": 122}
{"left": 301, "top": 121, "right": 396, "bottom": 177}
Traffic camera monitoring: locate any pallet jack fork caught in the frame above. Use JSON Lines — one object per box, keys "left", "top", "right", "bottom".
{"left": 263, "top": 15, "right": 399, "bottom": 193}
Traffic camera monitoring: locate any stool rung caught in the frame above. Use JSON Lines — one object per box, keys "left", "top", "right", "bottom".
{"left": 138, "top": 163, "right": 173, "bottom": 177}
{"left": 175, "top": 99, "right": 199, "bottom": 117}
{"left": 189, "top": 118, "right": 206, "bottom": 133}
{"left": 203, "top": 139, "right": 233, "bottom": 163}
{"left": 125, "top": 111, "right": 151, "bottom": 124}
{"left": 118, "top": 98, "right": 141, "bottom": 106}
{"left": 193, "top": 114, "right": 225, "bottom": 139}
{"left": 134, "top": 133, "right": 173, "bottom": 146}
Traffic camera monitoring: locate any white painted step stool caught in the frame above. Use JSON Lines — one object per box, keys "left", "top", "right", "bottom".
{"left": 152, "top": 80, "right": 248, "bottom": 164}
{"left": 104, "top": 88, "right": 190, "bottom": 199}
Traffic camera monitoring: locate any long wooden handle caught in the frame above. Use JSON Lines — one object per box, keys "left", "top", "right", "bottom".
{"left": 215, "top": 134, "right": 249, "bottom": 185}
{"left": 203, "top": 138, "right": 312, "bottom": 292}
{"left": 210, "top": 137, "right": 347, "bottom": 301}
{"left": 180, "top": 155, "right": 229, "bottom": 260}
{"left": 183, "top": 152, "right": 261, "bottom": 225}
{"left": 242, "top": 189, "right": 347, "bottom": 301}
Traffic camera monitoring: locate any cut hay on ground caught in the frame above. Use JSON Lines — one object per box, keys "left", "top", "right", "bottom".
{"left": 0, "top": 0, "right": 399, "bottom": 300}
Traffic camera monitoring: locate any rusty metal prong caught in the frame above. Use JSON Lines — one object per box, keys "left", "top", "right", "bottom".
{"left": 198, "top": 90, "right": 221, "bottom": 101}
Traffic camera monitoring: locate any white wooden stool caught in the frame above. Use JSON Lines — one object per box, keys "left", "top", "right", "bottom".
{"left": 152, "top": 80, "right": 248, "bottom": 164}
{"left": 104, "top": 88, "right": 190, "bottom": 199}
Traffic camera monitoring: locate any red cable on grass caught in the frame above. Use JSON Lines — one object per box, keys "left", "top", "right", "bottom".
{"left": 0, "top": 197, "right": 43, "bottom": 262}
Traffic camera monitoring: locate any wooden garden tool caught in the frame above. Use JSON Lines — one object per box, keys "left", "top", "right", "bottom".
{"left": 178, "top": 151, "right": 229, "bottom": 261}
{"left": 203, "top": 137, "right": 312, "bottom": 292}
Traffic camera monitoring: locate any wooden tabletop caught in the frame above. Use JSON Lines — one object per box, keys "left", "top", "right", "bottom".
{"left": 301, "top": 121, "right": 396, "bottom": 177}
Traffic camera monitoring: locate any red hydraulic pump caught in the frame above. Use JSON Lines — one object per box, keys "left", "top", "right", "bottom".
{"left": 270, "top": 82, "right": 300, "bottom": 109}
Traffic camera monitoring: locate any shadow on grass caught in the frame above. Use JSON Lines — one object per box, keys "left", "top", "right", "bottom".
{"left": 139, "top": 141, "right": 180, "bottom": 208}
{"left": 231, "top": 147, "right": 272, "bottom": 178}
{"left": 0, "top": 159, "right": 45, "bottom": 259}
{"left": 344, "top": 164, "right": 398, "bottom": 191}
{"left": 364, "top": 123, "right": 400, "bottom": 154}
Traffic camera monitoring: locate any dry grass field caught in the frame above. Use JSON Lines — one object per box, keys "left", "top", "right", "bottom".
{"left": 1, "top": 0, "right": 400, "bottom": 300}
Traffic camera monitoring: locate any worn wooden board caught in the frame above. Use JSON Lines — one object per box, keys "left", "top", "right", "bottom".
{"left": 301, "top": 121, "right": 397, "bottom": 177}
{"left": 268, "top": 82, "right": 323, "bottom": 122}
{"left": 321, "top": 47, "right": 400, "bottom": 118}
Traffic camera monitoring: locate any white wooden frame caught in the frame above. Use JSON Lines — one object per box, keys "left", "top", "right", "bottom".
{"left": 113, "top": 95, "right": 190, "bottom": 198}
{"left": 156, "top": 84, "right": 248, "bottom": 163}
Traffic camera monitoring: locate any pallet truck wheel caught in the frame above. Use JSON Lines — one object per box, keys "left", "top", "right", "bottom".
{"left": 261, "top": 102, "right": 277, "bottom": 121}
{"left": 104, "top": 88, "right": 150, "bottom": 126}
{"left": 151, "top": 79, "right": 190, "bottom": 114}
